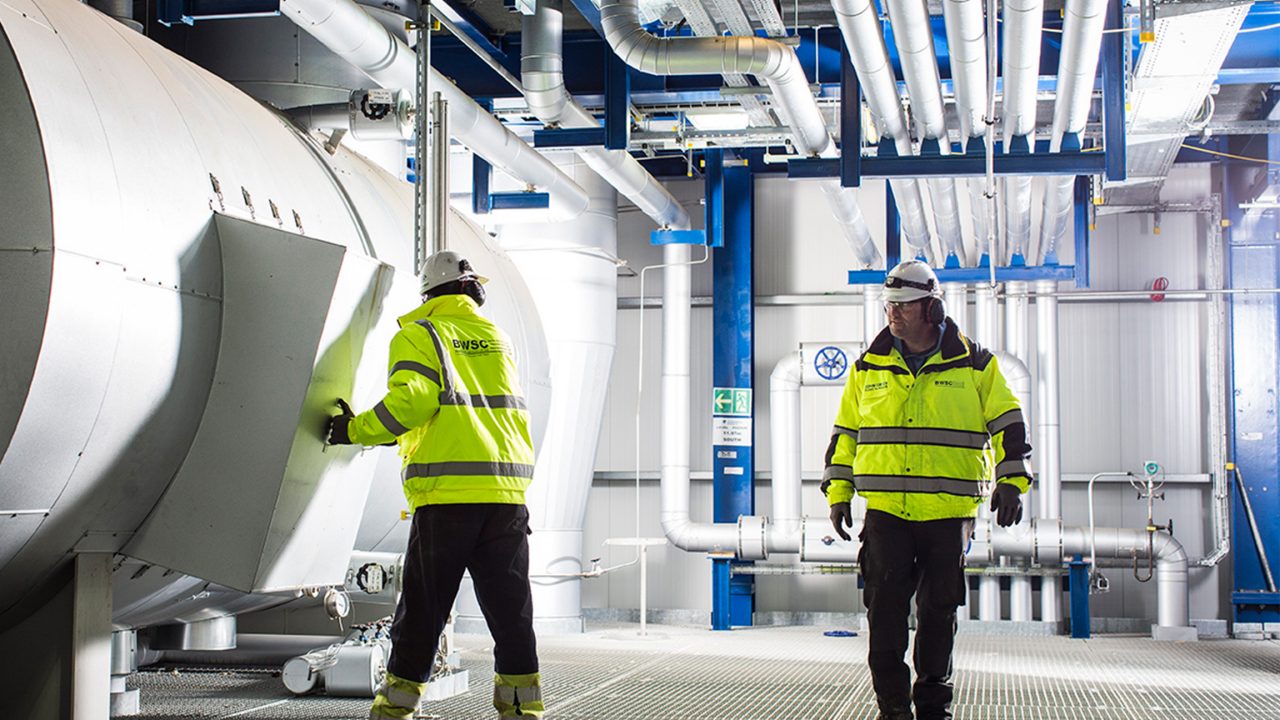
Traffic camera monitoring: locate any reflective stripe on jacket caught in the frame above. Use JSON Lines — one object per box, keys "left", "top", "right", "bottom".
{"left": 348, "top": 295, "right": 535, "bottom": 508}
{"left": 822, "top": 318, "right": 1033, "bottom": 521}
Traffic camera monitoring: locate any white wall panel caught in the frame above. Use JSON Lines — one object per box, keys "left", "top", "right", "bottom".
{"left": 585, "top": 166, "right": 1227, "bottom": 622}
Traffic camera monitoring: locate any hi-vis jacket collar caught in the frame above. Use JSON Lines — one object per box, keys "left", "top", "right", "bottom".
{"left": 864, "top": 318, "right": 985, "bottom": 374}
{"left": 398, "top": 294, "right": 481, "bottom": 328}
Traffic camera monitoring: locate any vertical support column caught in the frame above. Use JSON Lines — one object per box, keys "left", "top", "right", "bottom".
{"left": 1004, "top": 281, "right": 1033, "bottom": 622}
{"left": 1036, "top": 278, "right": 1063, "bottom": 625}
{"left": 1072, "top": 176, "right": 1091, "bottom": 287}
{"left": 885, "top": 183, "right": 902, "bottom": 269}
{"left": 472, "top": 153, "right": 491, "bottom": 215}
{"left": 974, "top": 284, "right": 1002, "bottom": 622}
{"left": 840, "top": 42, "right": 862, "bottom": 188}
{"left": 73, "top": 553, "right": 112, "bottom": 720}
{"left": 604, "top": 48, "right": 630, "bottom": 150}
{"left": 1068, "top": 555, "right": 1091, "bottom": 639}
{"left": 1101, "top": 0, "right": 1127, "bottom": 182}
{"left": 711, "top": 555, "right": 733, "bottom": 631}
{"left": 711, "top": 157, "right": 755, "bottom": 628}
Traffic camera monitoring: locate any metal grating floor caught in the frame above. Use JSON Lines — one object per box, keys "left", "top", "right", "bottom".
{"left": 129, "top": 623, "right": 1280, "bottom": 719}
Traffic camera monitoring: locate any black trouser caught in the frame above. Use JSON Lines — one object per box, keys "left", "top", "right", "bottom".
{"left": 860, "top": 509, "right": 973, "bottom": 720}
{"left": 387, "top": 504, "right": 539, "bottom": 683}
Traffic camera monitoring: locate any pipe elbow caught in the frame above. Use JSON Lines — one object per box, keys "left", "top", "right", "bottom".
{"left": 771, "top": 351, "right": 803, "bottom": 390}
{"left": 1151, "top": 531, "right": 1188, "bottom": 566}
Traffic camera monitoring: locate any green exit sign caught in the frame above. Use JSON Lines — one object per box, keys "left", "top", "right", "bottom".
{"left": 713, "top": 387, "right": 752, "bottom": 416}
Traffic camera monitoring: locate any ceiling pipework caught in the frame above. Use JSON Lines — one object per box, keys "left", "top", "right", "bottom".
{"left": 279, "top": 0, "right": 592, "bottom": 219}
{"left": 830, "top": 0, "right": 935, "bottom": 257}
{"left": 1000, "top": 0, "right": 1045, "bottom": 262}
{"left": 941, "top": 0, "right": 993, "bottom": 258}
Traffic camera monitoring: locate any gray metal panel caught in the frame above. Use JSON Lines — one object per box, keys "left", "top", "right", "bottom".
{"left": 0, "top": 20, "right": 52, "bottom": 464}
{"left": 127, "top": 215, "right": 353, "bottom": 592}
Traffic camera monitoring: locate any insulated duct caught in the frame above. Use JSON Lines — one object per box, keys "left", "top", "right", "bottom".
{"left": 1038, "top": 0, "right": 1108, "bottom": 260}
{"left": 600, "top": 0, "right": 830, "bottom": 156}
{"left": 279, "top": 0, "right": 591, "bottom": 220}
{"left": 941, "top": 0, "right": 992, "bottom": 257}
{"left": 884, "top": 0, "right": 966, "bottom": 264}
{"left": 830, "top": 0, "right": 934, "bottom": 252}
{"left": 1000, "top": 0, "right": 1044, "bottom": 260}
{"left": 522, "top": 0, "right": 690, "bottom": 229}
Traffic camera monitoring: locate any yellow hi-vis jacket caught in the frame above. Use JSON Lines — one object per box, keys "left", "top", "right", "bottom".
{"left": 822, "top": 318, "right": 1033, "bottom": 521}
{"left": 348, "top": 294, "right": 535, "bottom": 508}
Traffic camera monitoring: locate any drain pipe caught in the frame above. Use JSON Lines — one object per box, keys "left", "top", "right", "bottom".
{"left": 1035, "top": 279, "right": 1063, "bottom": 624}
{"left": 1038, "top": 0, "right": 1108, "bottom": 261}
{"left": 829, "top": 0, "right": 933, "bottom": 254}
{"left": 941, "top": 0, "right": 992, "bottom": 258}
{"left": 884, "top": 0, "right": 967, "bottom": 265}
{"left": 522, "top": 0, "right": 689, "bottom": 229}
{"left": 598, "top": 0, "right": 877, "bottom": 264}
{"left": 279, "top": 0, "right": 590, "bottom": 220}
{"left": 1001, "top": 0, "right": 1044, "bottom": 261}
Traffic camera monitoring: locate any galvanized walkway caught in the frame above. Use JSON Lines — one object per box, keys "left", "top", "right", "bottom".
{"left": 130, "top": 623, "right": 1280, "bottom": 719}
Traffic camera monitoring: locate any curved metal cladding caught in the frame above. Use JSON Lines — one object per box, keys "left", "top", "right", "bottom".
{"left": 0, "top": 0, "right": 549, "bottom": 629}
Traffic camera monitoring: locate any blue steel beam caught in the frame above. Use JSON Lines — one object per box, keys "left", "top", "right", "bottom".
{"left": 431, "top": 0, "right": 521, "bottom": 77}
{"left": 1100, "top": 0, "right": 1126, "bottom": 181}
{"left": 1073, "top": 176, "right": 1091, "bottom": 288}
{"left": 489, "top": 192, "right": 550, "bottom": 210}
{"left": 533, "top": 128, "right": 606, "bottom": 148}
{"left": 885, "top": 183, "right": 901, "bottom": 269}
{"left": 605, "top": 48, "right": 630, "bottom": 150}
{"left": 789, "top": 152, "right": 1106, "bottom": 179}
{"left": 849, "top": 265, "right": 1077, "bottom": 284}
{"left": 564, "top": 0, "right": 605, "bottom": 37}
{"left": 840, "top": 42, "right": 862, "bottom": 188}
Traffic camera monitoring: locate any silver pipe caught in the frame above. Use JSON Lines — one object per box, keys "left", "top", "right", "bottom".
{"left": 1039, "top": 0, "right": 1108, "bottom": 259}
{"left": 1087, "top": 471, "right": 1134, "bottom": 590}
{"left": 996, "top": 351, "right": 1034, "bottom": 621}
{"left": 1001, "top": 0, "right": 1044, "bottom": 142}
{"left": 829, "top": 0, "right": 933, "bottom": 249}
{"left": 279, "top": 0, "right": 591, "bottom": 219}
{"left": 286, "top": 103, "right": 350, "bottom": 131}
{"left": 1233, "top": 466, "right": 1277, "bottom": 592}
{"left": 974, "top": 287, "right": 999, "bottom": 619}
{"left": 863, "top": 285, "right": 884, "bottom": 343}
{"left": 415, "top": 0, "right": 431, "bottom": 271}
{"left": 523, "top": 0, "right": 691, "bottom": 229}
{"left": 770, "top": 352, "right": 805, "bottom": 539}
{"left": 658, "top": 244, "right": 737, "bottom": 552}
{"left": 1035, "top": 278, "right": 1062, "bottom": 623}
{"left": 600, "top": 0, "right": 830, "bottom": 157}
{"left": 943, "top": 283, "right": 967, "bottom": 330}
{"left": 820, "top": 181, "right": 882, "bottom": 266}
{"left": 941, "top": 0, "right": 989, "bottom": 140}
{"left": 432, "top": 94, "right": 448, "bottom": 252}
{"left": 884, "top": 0, "right": 966, "bottom": 263}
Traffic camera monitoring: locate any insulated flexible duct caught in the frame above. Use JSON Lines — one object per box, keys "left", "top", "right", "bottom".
{"left": 1038, "top": 0, "right": 1108, "bottom": 260}
{"left": 522, "top": 0, "right": 690, "bottom": 229}
{"left": 828, "top": 0, "right": 934, "bottom": 253}
{"left": 279, "top": 0, "right": 591, "bottom": 219}
{"left": 1001, "top": 0, "right": 1044, "bottom": 261}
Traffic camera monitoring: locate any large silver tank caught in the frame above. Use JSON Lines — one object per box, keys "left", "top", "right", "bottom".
{"left": 0, "top": 0, "right": 549, "bottom": 632}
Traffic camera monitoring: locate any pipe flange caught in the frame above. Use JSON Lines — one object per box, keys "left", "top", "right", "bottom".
{"left": 969, "top": 519, "right": 994, "bottom": 563}
{"left": 1034, "top": 518, "right": 1063, "bottom": 565}
{"left": 738, "top": 515, "right": 768, "bottom": 561}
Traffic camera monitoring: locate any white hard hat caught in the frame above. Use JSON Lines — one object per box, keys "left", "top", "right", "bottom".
{"left": 883, "top": 260, "right": 940, "bottom": 302}
{"left": 420, "top": 250, "right": 488, "bottom": 295}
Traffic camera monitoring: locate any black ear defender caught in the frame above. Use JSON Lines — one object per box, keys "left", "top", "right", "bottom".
{"left": 927, "top": 296, "right": 946, "bottom": 324}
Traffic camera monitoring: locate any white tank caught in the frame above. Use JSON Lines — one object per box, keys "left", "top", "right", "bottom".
{"left": 0, "top": 0, "right": 549, "bottom": 632}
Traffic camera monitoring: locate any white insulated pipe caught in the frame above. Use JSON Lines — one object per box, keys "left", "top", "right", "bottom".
{"left": 1035, "top": 279, "right": 1063, "bottom": 623}
{"left": 601, "top": 0, "right": 830, "bottom": 156}
{"left": 279, "top": 0, "right": 591, "bottom": 220}
{"left": 770, "top": 353, "right": 806, "bottom": 539}
{"left": 821, "top": 182, "right": 882, "bottom": 266}
{"left": 942, "top": 0, "right": 989, "bottom": 140}
{"left": 522, "top": 0, "right": 690, "bottom": 229}
{"left": 863, "top": 285, "right": 885, "bottom": 343}
{"left": 884, "top": 0, "right": 966, "bottom": 264}
{"left": 996, "top": 351, "right": 1034, "bottom": 622}
{"left": 829, "top": 0, "right": 933, "bottom": 251}
{"left": 1000, "top": 0, "right": 1043, "bottom": 261}
{"left": 1039, "top": 0, "right": 1108, "bottom": 260}
{"left": 973, "top": 285, "right": 1000, "bottom": 619}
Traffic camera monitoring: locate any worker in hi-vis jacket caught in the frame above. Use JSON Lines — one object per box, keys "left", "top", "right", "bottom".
{"left": 328, "top": 250, "right": 543, "bottom": 720}
{"left": 823, "top": 260, "right": 1033, "bottom": 720}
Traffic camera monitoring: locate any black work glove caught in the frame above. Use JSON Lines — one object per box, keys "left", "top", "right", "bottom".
{"left": 990, "top": 483, "right": 1023, "bottom": 527}
{"left": 327, "top": 399, "right": 355, "bottom": 445}
{"left": 829, "top": 502, "right": 853, "bottom": 541}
